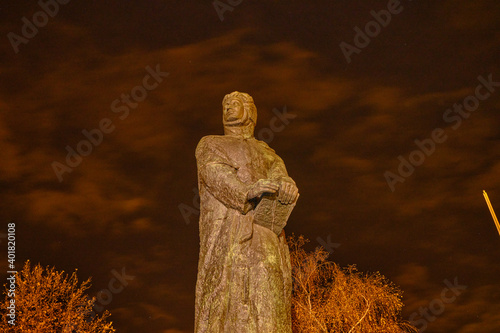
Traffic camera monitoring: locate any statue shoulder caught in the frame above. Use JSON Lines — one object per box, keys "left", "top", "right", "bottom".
{"left": 195, "top": 135, "right": 228, "bottom": 158}
{"left": 197, "top": 135, "right": 226, "bottom": 148}
{"left": 254, "top": 138, "right": 276, "bottom": 154}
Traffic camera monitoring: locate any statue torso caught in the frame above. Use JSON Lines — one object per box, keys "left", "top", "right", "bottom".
{"left": 208, "top": 135, "right": 277, "bottom": 184}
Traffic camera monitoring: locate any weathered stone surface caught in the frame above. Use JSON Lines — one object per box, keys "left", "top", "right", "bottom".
{"left": 194, "top": 92, "right": 299, "bottom": 332}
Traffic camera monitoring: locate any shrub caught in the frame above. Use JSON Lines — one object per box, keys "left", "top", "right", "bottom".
{"left": 289, "top": 235, "right": 417, "bottom": 333}
{"left": 0, "top": 261, "right": 115, "bottom": 332}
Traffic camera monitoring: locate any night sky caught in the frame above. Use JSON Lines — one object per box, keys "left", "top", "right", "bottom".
{"left": 1, "top": 1, "right": 499, "bottom": 332}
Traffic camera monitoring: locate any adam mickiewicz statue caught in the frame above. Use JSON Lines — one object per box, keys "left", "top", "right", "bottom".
{"left": 195, "top": 91, "right": 299, "bottom": 332}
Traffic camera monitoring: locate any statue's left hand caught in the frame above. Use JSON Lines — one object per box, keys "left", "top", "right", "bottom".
{"left": 278, "top": 181, "right": 299, "bottom": 205}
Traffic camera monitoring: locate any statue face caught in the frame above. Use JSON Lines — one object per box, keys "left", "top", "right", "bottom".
{"left": 223, "top": 98, "right": 246, "bottom": 124}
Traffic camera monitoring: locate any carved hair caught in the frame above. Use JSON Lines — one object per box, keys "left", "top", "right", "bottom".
{"left": 222, "top": 91, "right": 257, "bottom": 126}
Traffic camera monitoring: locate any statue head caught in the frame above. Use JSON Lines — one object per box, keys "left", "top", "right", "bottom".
{"left": 222, "top": 92, "right": 257, "bottom": 138}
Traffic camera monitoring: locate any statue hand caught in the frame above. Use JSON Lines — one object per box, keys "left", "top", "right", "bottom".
{"left": 247, "top": 179, "right": 279, "bottom": 200}
{"left": 278, "top": 180, "right": 299, "bottom": 205}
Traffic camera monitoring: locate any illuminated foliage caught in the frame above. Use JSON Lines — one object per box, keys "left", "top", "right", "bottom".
{"left": 0, "top": 261, "right": 115, "bottom": 332}
{"left": 289, "top": 235, "right": 417, "bottom": 333}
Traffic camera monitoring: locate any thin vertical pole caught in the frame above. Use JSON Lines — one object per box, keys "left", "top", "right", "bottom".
{"left": 483, "top": 190, "right": 500, "bottom": 236}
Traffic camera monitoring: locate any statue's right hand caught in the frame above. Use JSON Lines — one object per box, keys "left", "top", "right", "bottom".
{"left": 247, "top": 179, "right": 279, "bottom": 200}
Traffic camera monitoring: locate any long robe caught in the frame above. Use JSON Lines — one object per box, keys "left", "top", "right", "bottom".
{"left": 194, "top": 134, "right": 294, "bottom": 333}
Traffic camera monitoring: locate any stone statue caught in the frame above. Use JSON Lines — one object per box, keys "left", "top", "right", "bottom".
{"left": 194, "top": 92, "right": 299, "bottom": 332}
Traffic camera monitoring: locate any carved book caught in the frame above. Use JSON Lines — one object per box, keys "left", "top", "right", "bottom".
{"left": 253, "top": 194, "right": 297, "bottom": 235}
